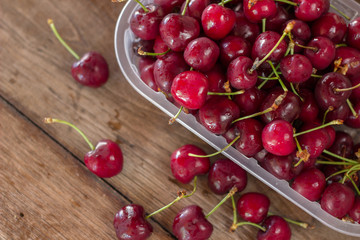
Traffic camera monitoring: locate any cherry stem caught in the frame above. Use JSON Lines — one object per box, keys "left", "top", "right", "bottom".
{"left": 316, "top": 160, "right": 356, "bottom": 166}
{"left": 325, "top": 165, "right": 360, "bottom": 182}
{"left": 336, "top": 43, "right": 347, "bottom": 48}
{"left": 335, "top": 82, "right": 360, "bottom": 92}
{"left": 294, "top": 132, "right": 309, "bottom": 168}
{"left": 275, "top": 0, "right": 298, "bottom": 6}
{"left": 262, "top": 18, "right": 266, "bottom": 33}
{"left": 188, "top": 135, "right": 241, "bottom": 158}
{"left": 311, "top": 74, "right": 322, "bottom": 78}
{"left": 231, "top": 195, "right": 237, "bottom": 226}
{"left": 205, "top": 186, "right": 238, "bottom": 219}
{"left": 169, "top": 106, "right": 183, "bottom": 125}
{"left": 250, "top": 21, "right": 294, "bottom": 72}
{"left": 218, "top": 0, "right": 232, "bottom": 6}
{"left": 235, "top": 221, "right": 266, "bottom": 232}
{"left": 138, "top": 47, "right": 170, "bottom": 56}
{"left": 267, "top": 60, "right": 288, "bottom": 92}
{"left": 293, "top": 120, "right": 343, "bottom": 137}
{"left": 345, "top": 175, "right": 360, "bottom": 195}
{"left": 257, "top": 63, "right": 280, "bottom": 89}
{"left": 290, "top": 82, "right": 304, "bottom": 102}
{"left": 322, "top": 106, "right": 334, "bottom": 125}
{"left": 294, "top": 42, "right": 318, "bottom": 52}
{"left": 347, "top": 99, "right": 359, "bottom": 118}
{"left": 267, "top": 212, "right": 311, "bottom": 229}
{"left": 43, "top": 118, "right": 94, "bottom": 150}
{"left": 181, "top": 0, "right": 191, "bottom": 15}
{"left": 322, "top": 149, "right": 359, "bottom": 164}
{"left": 145, "top": 176, "right": 197, "bottom": 219}
{"left": 134, "top": 0, "right": 149, "bottom": 12}
{"left": 207, "top": 90, "right": 244, "bottom": 96}
{"left": 330, "top": 4, "right": 350, "bottom": 20}
{"left": 47, "top": 19, "right": 80, "bottom": 60}
{"left": 257, "top": 76, "right": 279, "bottom": 80}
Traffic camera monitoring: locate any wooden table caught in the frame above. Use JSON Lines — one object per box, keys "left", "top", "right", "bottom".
{"left": 1, "top": 1, "right": 359, "bottom": 239}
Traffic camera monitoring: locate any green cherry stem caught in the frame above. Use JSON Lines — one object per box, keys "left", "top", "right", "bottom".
{"left": 138, "top": 47, "right": 171, "bottom": 56}
{"left": 336, "top": 43, "right": 347, "bottom": 48}
{"left": 290, "top": 82, "right": 304, "bottom": 102}
{"left": 322, "top": 149, "right": 359, "bottom": 164}
{"left": 207, "top": 90, "right": 245, "bottom": 96}
{"left": 146, "top": 176, "right": 197, "bottom": 219}
{"left": 347, "top": 99, "right": 359, "bottom": 118}
{"left": 330, "top": 4, "right": 350, "bottom": 20}
{"left": 294, "top": 133, "right": 310, "bottom": 168}
{"left": 205, "top": 186, "right": 238, "bottom": 219}
{"left": 262, "top": 18, "right": 266, "bottom": 33}
{"left": 275, "top": 0, "right": 298, "bottom": 6}
{"left": 322, "top": 106, "right": 334, "bottom": 124}
{"left": 267, "top": 212, "right": 311, "bottom": 229}
{"left": 335, "top": 82, "right": 360, "bottom": 92}
{"left": 311, "top": 74, "right": 323, "bottom": 78}
{"left": 293, "top": 120, "right": 343, "bottom": 137}
{"left": 267, "top": 60, "right": 288, "bottom": 92}
{"left": 181, "top": 0, "right": 191, "bottom": 15}
{"left": 44, "top": 118, "right": 94, "bottom": 150}
{"left": 344, "top": 175, "right": 360, "bottom": 195}
{"left": 257, "top": 63, "right": 281, "bottom": 90}
{"left": 47, "top": 19, "right": 80, "bottom": 60}
{"left": 134, "top": 0, "right": 149, "bottom": 12}
{"left": 257, "top": 76, "right": 279, "bottom": 80}
{"left": 316, "top": 160, "right": 356, "bottom": 166}
{"left": 235, "top": 222, "right": 266, "bottom": 232}
{"left": 169, "top": 106, "right": 183, "bottom": 125}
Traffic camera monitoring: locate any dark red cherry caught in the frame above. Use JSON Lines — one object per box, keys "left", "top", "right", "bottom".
{"left": 233, "top": 87, "right": 266, "bottom": 116}
{"left": 207, "top": 159, "right": 247, "bottom": 195}
{"left": 324, "top": 125, "right": 336, "bottom": 149}
{"left": 133, "top": 38, "right": 155, "bottom": 56}
{"left": 201, "top": 4, "right": 236, "bottom": 40}
{"left": 184, "top": 37, "right": 220, "bottom": 72}
{"left": 350, "top": 76, "right": 360, "bottom": 104}
{"left": 204, "top": 64, "right": 227, "bottom": 94}
{"left": 180, "top": 0, "right": 210, "bottom": 21}
{"left": 84, "top": 139, "right": 123, "bottom": 178}
{"left": 243, "top": 0, "right": 277, "bottom": 23}
{"left": 71, "top": 52, "right": 109, "bottom": 88}
{"left": 298, "top": 122, "right": 328, "bottom": 159}
{"left": 232, "top": 11, "right": 260, "bottom": 43}
{"left": 140, "top": 62, "right": 159, "bottom": 91}
{"left": 325, "top": 102, "right": 350, "bottom": 122}
{"left": 320, "top": 182, "right": 355, "bottom": 218}
{"left": 322, "top": 165, "right": 343, "bottom": 185}
{"left": 130, "top": 4, "right": 165, "bottom": 40}
{"left": 159, "top": 13, "right": 200, "bottom": 52}
{"left": 280, "top": 54, "right": 312, "bottom": 83}
{"left": 199, "top": 96, "right": 240, "bottom": 135}
{"left": 291, "top": 168, "right": 326, "bottom": 201}
{"left": 266, "top": 6, "right": 291, "bottom": 32}
{"left": 173, "top": 205, "right": 213, "bottom": 240}
{"left": 349, "top": 196, "right": 360, "bottom": 223}
{"left": 223, "top": 118, "right": 263, "bottom": 157}
{"left": 329, "top": 131, "right": 354, "bottom": 159}
{"left": 262, "top": 120, "right": 296, "bottom": 156}
{"left": 335, "top": 47, "right": 360, "bottom": 80}
{"left": 347, "top": 17, "right": 360, "bottom": 51}
{"left": 154, "top": 0, "right": 185, "bottom": 14}
{"left": 237, "top": 192, "right": 270, "bottom": 224}
{"left": 262, "top": 153, "right": 303, "bottom": 181}
{"left": 345, "top": 102, "right": 360, "bottom": 128}
{"left": 257, "top": 216, "right": 291, "bottom": 240}
{"left": 227, "top": 56, "right": 258, "bottom": 90}
{"left": 219, "top": 35, "right": 251, "bottom": 66}
{"left": 304, "top": 36, "right": 335, "bottom": 70}
{"left": 293, "top": 0, "right": 329, "bottom": 22}
{"left": 170, "top": 144, "right": 210, "bottom": 184}
{"left": 254, "top": 148, "right": 269, "bottom": 163}
{"left": 138, "top": 56, "right": 156, "bottom": 71}
{"left": 283, "top": 19, "right": 311, "bottom": 42}
{"left": 153, "top": 35, "right": 170, "bottom": 59}
{"left": 298, "top": 89, "right": 319, "bottom": 123}
{"left": 114, "top": 204, "right": 153, "bottom": 240}
{"left": 311, "top": 12, "right": 347, "bottom": 44}
{"left": 314, "top": 72, "right": 352, "bottom": 110}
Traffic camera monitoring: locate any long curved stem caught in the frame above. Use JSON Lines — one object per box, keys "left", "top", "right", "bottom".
{"left": 322, "top": 149, "right": 359, "bottom": 165}
{"left": 206, "top": 187, "right": 237, "bottom": 219}
{"left": 293, "top": 120, "right": 343, "bottom": 137}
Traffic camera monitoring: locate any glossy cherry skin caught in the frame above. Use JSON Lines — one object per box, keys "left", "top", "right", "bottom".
{"left": 325, "top": 102, "right": 350, "bottom": 122}
{"left": 283, "top": 19, "right": 311, "bottom": 42}
{"left": 199, "top": 96, "right": 240, "bottom": 135}
{"left": 71, "top": 52, "right": 109, "bottom": 88}
{"left": 173, "top": 205, "right": 213, "bottom": 240}
{"left": 113, "top": 204, "right": 153, "bottom": 240}
{"left": 262, "top": 120, "right": 296, "bottom": 156}
{"left": 322, "top": 165, "right": 343, "bottom": 185}
{"left": 345, "top": 102, "right": 360, "bottom": 128}
{"left": 314, "top": 72, "right": 352, "bottom": 110}
{"left": 335, "top": 47, "right": 360, "bottom": 80}
{"left": 184, "top": 37, "right": 220, "bottom": 72}
{"left": 170, "top": 144, "right": 210, "bottom": 184}
{"left": 153, "top": 35, "right": 170, "bottom": 60}
{"left": 298, "top": 89, "right": 319, "bottom": 123}
{"left": 291, "top": 168, "right": 326, "bottom": 201}
{"left": 262, "top": 153, "right": 303, "bottom": 181}
{"left": 227, "top": 56, "right": 258, "bottom": 90}
{"left": 260, "top": 88, "right": 301, "bottom": 124}
{"left": 207, "top": 159, "right": 247, "bottom": 195}
{"left": 232, "top": 11, "right": 260, "bottom": 43}
{"left": 297, "top": 122, "right": 328, "bottom": 159}
{"left": 223, "top": 118, "right": 264, "bottom": 157}
{"left": 347, "top": 17, "right": 360, "bottom": 51}
{"left": 280, "top": 54, "right": 312, "bottom": 83}
{"left": 243, "top": 0, "right": 277, "bottom": 23}
{"left": 293, "top": 0, "right": 329, "bottom": 22}
{"left": 266, "top": 6, "right": 290, "bottom": 32}
{"left": 201, "top": 4, "right": 236, "bottom": 40}
{"left": 321, "top": 182, "right": 355, "bottom": 218}
{"left": 349, "top": 197, "right": 360, "bottom": 223}
{"left": 154, "top": 0, "right": 185, "bottom": 14}
{"left": 84, "top": 140, "right": 123, "bottom": 178}
{"left": 311, "top": 12, "right": 347, "bottom": 44}
{"left": 257, "top": 216, "right": 291, "bottom": 240}
{"left": 159, "top": 14, "right": 200, "bottom": 52}
{"left": 254, "top": 148, "right": 269, "bottom": 163}
{"left": 233, "top": 87, "right": 266, "bottom": 116}
{"left": 204, "top": 64, "right": 227, "bottom": 94}
{"left": 180, "top": 0, "right": 210, "bottom": 21}
{"left": 304, "top": 36, "right": 335, "bottom": 70}
{"left": 219, "top": 35, "right": 250, "bottom": 66}
{"left": 171, "top": 71, "right": 209, "bottom": 110}
{"left": 237, "top": 192, "right": 270, "bottom": 224}
{"left": 329, "top": 131, "right": 354, "bottom": 159}
{"left": 350, "top": 76, "right": 360, "bottom": 104}
{"left": 140, "top": 62, "right": 159, "bottom": 92}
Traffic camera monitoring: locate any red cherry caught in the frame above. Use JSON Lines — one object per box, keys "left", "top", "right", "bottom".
{"left": 293, "top": 0, "right": 329, "bottom": 22}
{"left": 291, "top": 167, "right": 326, "bottom": 201}
{"left": 257, "top": 215, "right": 291, "bottom": 240}
{"left": 311, "top": 12, "right": 347, "bottom": 44}
{"left": 243, "top": 0, "right": 277, "bottom": 23}
{"left": 237, "top": 192, "right": 270, "bottom": 224}
{"left": 349, "top": 196, "right": 360, "bottom": 223}
{"left": 347, "top": 17, "right": 360, "bottom": 51}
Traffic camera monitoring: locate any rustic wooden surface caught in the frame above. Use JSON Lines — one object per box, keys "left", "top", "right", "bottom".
{"left": 1, "top": 0, "right": 359, "bottom": 239}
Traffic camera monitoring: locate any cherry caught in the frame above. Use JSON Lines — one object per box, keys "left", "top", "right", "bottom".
{"left": 262, "top": 153, "right": 303, "bottom": 181}
{"left": 219, "top": 35, "right": 251, "bottom": 66}
{"left": 311, "top": 12, "right": 347, "bottom": 44}
{"left": 347, "top": 17, "right": 360, "bottom": 51}
{"left": 297, "top": 122, "right": 329, "bottom": 159}
{"left": 183, "top": 37, "right": 220, "bottom": 72}
{"left": 133, "top": 39, "right": 155, "bottom": 56}
{"left": 237, "top": 192, "right": 270, "bottom": 224}
{"left": 298, "top": 89, "right": 319, "bottom": 123}
{"left": 172, "top": 205, "right": 213, "bottom": 240}
{"left": 233, "top": 87, "right": 266, "bottom": 116}
{"left": 335, "top": 47, "right": 360, "bottom": 80}
{"left": 198, "top": 96, "right": 240, "bottom": 135}
{"left": 304, "top": 36, "right": 335, "bottom": 70}
{"left": 170, "top": 144, "right": 210, "bottom": 184}
{"left": 257, "top": 215, "right": 291, "bottom": 240}
{"left": 204, "top": 64, "right": 227, "bottom": 94}
{"left": 350, "top": 76, "right": 360, "bottom": 104}
{"left": 324, "top": 102, "right": 350, "bottom": 122}
{"left": 180, "top": 0, "right": 210, "bottom": 21}
{"left": 262, "top": 119, "right": 296, "bottom": 156}
{"left": 265, "top": 5, "right": 291, "bottom": 32}
{"left": 349, "top": 196, "right": 360, "bottom": 223}
{"left": 322, "top": 165, "right": 343, "bottom": 185}
{"left": 207, "top": 159, "right": 247, "bottom": 195}
{"left": 227, "top": 56, "right": 258, "bottom": 90}
{"left": 320, "top": 182, "right": 355, "bottom": 218}
{"left": 293, "top": 0, "right": 329, "bottom": 22}
{"left": 314, "top": 72, "right": 352, "bottom": 110}
{"left": 130, "top": 3, "right": 165, "bottom": 40}
{"left": 153, "top": 35, "right": 170, "bottom": 59}
{"left": 283, "top": 19, "right": 311, "bottom": 42}
{"left": 345, "top": 102, "right": 360, "bottom": 128}
{"left": 243, "top": 0, "right": 277, "bottom": 23}
{"left": 291, "top": 167, "right": 326, "bottom": 201}
{"left": 140, "top": 62, "right": 159, "bottom": 91}
{"left": 154, "top": 0, "right": 185, "bottom": 14}
{"left": 48, "top": 19, "right": 109, "bottom": 88}
{"left": 44, "top": 118, "right": 123, "bottom": 178}
{"left": 138, "top": 56, "right": 155, "bottom": 71}
{"left": 254, "top": 148, "right": 269, "bottom": 163}
{"left": 201, "top": 4, "right": 236, "bottom": 40}
{"left": 329, "top": 131, "right": 354, "bottom": 159}
{"left": 280, "top": 54, "right": 312, "bottom": 83}
{"left": 159, "top": 13, "right": 200, "bottom": 52}
{"left": 232, "top": 11, "right": 260, "bottom": 43}
{"left": 113, "top": 204, "right": 153, "bottom": 240}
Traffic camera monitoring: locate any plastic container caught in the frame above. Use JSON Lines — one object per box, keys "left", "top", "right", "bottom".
{"left": 114, "top": 0, "right": 360, "bottom": 237}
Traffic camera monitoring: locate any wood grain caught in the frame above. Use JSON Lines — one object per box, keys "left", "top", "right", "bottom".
{"left": 1, "top": 0, "right": 359, "bottom": 239}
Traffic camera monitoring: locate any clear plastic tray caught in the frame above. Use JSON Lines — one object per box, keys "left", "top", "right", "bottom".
{"left": 114, "top": 0, "right": 360, "bottom": 237}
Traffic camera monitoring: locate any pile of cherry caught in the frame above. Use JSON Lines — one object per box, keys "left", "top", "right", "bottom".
{"left": 128, "top": 0, "right": 360, "bottom": 235}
